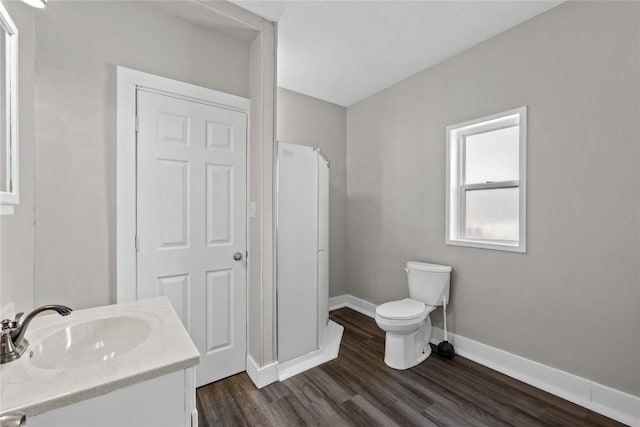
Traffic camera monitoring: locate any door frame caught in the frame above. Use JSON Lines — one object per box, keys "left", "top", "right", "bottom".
{"left": 116, "top": 66, "right": 250, "bottom": 304}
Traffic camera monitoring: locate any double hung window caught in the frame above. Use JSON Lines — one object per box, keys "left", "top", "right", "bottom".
{"left": 446, "top": 107, "right": 527, "bottom": 252}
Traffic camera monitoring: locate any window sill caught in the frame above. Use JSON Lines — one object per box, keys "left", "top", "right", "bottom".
{"left": 446, "top": 238, "right": 526, "bottom": 253}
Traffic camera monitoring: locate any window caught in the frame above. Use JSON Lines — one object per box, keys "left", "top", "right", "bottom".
{"left": 446, "top": 107, "right": 526, "bottom": 252}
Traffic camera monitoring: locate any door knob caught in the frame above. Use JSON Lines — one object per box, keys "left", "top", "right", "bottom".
{"left": 233, "top": 252, "right": 244, "bottom": 261}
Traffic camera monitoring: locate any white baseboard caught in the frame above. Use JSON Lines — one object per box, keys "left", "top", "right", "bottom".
{"left": 330, "top": 294, "right": 640, "bottom": 426}
{"left": 329, "top": 294, "right": 377, "bottom": 317}
{"left": 429, "top": 327, "right": 640, "bottom": 426}
{"left": 246, "top": 354, "right": 278, "bottom": 389}
{"left": 278, "top": 320, "right": 344, "bottom": 381}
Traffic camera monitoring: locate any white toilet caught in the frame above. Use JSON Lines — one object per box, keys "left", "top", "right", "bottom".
{"left": 375, "top": 261, "right": 451, "bottom": 370}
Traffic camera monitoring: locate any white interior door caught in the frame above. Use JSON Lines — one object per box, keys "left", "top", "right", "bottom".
{"left": 136, "top": 89, "right": 247, "bottom": 387}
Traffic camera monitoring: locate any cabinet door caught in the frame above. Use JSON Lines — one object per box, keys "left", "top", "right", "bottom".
{"left": 29, "top": 370, "right": 190, "bottom": 427}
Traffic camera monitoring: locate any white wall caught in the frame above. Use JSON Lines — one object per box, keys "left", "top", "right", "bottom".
{"left": 0, "top": 2, "right": 35, "bottom": 312}
{"left": 248, "top": 26, "right": 278, "bottom": 367}
{"left": 346, "top": 1, "right": 639, "bottom": 396}
{"left": 276, "top": 87, "right": 348, "bottom": 297}
{"left": 31, "top": 1, "right": 251, "bottom": 309}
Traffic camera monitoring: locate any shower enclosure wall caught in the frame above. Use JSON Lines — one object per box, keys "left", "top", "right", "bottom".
{"left": 276, "top": 142, "right": 343, "bottom": 380}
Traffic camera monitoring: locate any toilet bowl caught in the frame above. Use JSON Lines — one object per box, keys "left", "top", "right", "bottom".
{"left": 375, "top": 298, "right": 436, "bottom": 369}
{"left": 375, "top": 262, "right": 451, "bottom": 370}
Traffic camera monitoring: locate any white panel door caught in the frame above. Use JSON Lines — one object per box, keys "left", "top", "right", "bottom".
{"left": 136, "top": 90, "right": 247, "bottom": 387}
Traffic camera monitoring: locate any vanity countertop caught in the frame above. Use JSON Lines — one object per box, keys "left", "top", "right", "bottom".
{"left": 0, "top": 297, "right": 200, "bottom": 417}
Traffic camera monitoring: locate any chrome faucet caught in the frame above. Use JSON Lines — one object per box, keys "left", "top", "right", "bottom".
{"left": 0, "top": 305, "right": 72, "bottom": 365}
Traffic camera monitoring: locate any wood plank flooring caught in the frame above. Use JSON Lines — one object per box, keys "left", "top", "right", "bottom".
{"left": 197, "top": 308, "right": 623, "bottom": 427}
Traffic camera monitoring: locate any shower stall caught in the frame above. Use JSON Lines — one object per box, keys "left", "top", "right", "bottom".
{"left": 276, "top": 142, "right": 343, "bottom": 380}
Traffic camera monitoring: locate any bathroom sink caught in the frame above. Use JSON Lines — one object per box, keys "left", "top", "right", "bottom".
{"left": 29, "top": 316, "right": 153, "bottom": 370}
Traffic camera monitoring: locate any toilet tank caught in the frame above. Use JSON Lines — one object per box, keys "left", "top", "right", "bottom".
{"left": 406, "top": 261, "right": 451, "bottom": 306}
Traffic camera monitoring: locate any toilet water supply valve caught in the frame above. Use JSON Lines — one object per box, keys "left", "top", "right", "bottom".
{"left": 436, "top": 296, "right": 455, "bottom": 358}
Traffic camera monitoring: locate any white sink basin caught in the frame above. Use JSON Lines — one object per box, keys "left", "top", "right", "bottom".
{"left": 29, "top": 316, "right": 153, "bottom": 370}
{"left": 0, "top": 297, "right": 199, "bottom": 419}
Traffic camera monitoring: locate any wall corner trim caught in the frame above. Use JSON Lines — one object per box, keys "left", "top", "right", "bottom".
{"left": 246, "top": 354, "right": 278, "bottom": 389}
{"left": 329, "top": 294, "right": 640, "bottom": 426}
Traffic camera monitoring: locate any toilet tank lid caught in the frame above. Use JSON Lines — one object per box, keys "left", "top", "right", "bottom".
{"left": 406, "top": 261, "right": 452, "bottom": 273}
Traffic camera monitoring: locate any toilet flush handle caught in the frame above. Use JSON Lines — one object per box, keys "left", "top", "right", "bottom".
{"left": 404, "top": 267, "right": 409, "bottom": 273}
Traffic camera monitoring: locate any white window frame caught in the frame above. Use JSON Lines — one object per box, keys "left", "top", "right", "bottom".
{"left": 446, "top": 106, "right": 527, "bottom": 253}
{"left": 0, "top": 2, "right": 18, "bottom": 215}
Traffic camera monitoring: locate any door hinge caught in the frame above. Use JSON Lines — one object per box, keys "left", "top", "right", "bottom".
{"left": 135, "top": 234, "right": 140, "bottom": 252}
{"left": 135, "top": 116, "right": 139, "bottom": 132}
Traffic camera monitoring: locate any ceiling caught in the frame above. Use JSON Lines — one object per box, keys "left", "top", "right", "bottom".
{"left": 231, "top": 1, "right": 562, "bottom": 107}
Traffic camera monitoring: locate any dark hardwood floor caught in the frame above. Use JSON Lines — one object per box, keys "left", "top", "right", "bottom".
{"left": 197, "top": 308, "right": 623, "bottom": 427}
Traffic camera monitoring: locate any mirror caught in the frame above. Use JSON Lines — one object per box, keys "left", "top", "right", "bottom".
{"left": 0, "top": 2, "right": 17, "bottom": 215}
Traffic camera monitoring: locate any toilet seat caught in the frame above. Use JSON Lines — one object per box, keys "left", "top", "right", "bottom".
{"left": 376, "top": 298, "right": 430, "bottom": 320}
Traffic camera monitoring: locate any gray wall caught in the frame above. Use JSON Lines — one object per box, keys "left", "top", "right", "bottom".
{"left": 0, "top": 1, "right": 252, "bottom": 311}
{"left": 0, "top": 2, "right": 35, "bottom": 312}
{"left": 31, "top": 1, "right": 250, "bottom": 310}
{"left": 346, "top": 1, "right": 639, "bottom": 396}
{"left": 277, "top": 88, "right": 348, "bottom": 297}
{"left": 0, "top": 0, "right": 279, "bottom": 371}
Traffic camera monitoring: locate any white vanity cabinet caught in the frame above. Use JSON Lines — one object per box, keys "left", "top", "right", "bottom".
{"left": 28, "top": 368, "right": 197, "bottom": 427}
